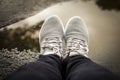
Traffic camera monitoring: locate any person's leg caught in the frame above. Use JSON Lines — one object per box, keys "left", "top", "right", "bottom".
{"left": 5, "top": 15, "right": 65, "bottom": 80}
{"left": 6, "top": 54, "right": 62, "bottom": 80}
{"left": 64, "top": 55, "right": 119, "bottom": 80}
{"left": 64, "top": 16, "right": 119, "bottom": 80}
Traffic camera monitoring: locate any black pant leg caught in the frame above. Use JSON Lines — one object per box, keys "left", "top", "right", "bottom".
{"left": 5, "top": 54, "right": 62, "bottom": 80}
{"left": 64, "top": 55, "right": 119, "bottom": 80}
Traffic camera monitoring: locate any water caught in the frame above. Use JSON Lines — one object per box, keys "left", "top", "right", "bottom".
{"left": 4, "top": 1, "right": 120, "bottom": 75}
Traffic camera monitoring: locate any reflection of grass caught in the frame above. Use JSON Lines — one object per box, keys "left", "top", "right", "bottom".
{"left": 0, "top": 21, "right": 44, "bottom": 52}
{"left": 83, "top": 0, "right": 120, "bottom": 11}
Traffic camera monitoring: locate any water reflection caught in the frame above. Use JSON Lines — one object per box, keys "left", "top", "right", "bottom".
{"left": 96, "top": 0, "right": 120, "bottom": 11}
{"left": 0, "top": 21, "right": 44, "bottom": 51}
{"left": 0, "top": 0, "right": 120, "bottom": 77}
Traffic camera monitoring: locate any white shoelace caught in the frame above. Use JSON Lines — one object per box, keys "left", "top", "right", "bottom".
{"left": 66, "top": 38, "right": 89, "bottom": 57}
{"left": 41, "top": 37, "right": 63, "bottom": 56}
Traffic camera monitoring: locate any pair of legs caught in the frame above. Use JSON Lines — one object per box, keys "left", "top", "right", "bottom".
{"left": 5, "top": 16, "right": 118, "bottom": 80}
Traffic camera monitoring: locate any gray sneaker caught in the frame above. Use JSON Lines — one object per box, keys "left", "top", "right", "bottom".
{"left": 65, "top": 16, "right": 89, "bottom": 57}
{"left": 39, "top": 15, "right": 64, "bottom": 57}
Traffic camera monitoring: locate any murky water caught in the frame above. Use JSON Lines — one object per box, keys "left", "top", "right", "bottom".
{"left": 4, "top": 1, "right": 120, "bottom": 75}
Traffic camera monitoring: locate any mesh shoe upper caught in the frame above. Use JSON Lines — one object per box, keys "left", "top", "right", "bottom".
{"left": 39, "top": 15, "right": 64, "bottom": 57}
{"left": 65, "top": 16, "right": 89, "bottom": 57}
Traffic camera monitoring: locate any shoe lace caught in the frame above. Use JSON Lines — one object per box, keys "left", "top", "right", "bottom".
{"left": 66, "top": 38, "right": 89, "bottom": 57}
{"left": 41, "top": 37, "right": 63, "bottom": 55}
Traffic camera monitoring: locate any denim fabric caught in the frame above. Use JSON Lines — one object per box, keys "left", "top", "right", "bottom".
{"left": 5, "top": 54, "right": 119, "bottom": 80}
